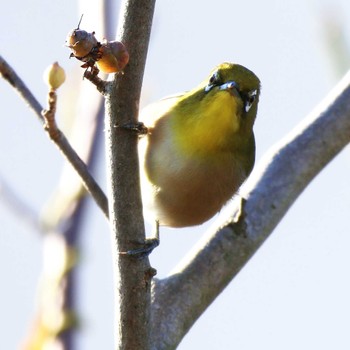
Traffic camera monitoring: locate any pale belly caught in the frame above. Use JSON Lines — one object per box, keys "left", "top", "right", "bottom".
{"left": 140, "top": 150, "right": 247, "bottom": 227}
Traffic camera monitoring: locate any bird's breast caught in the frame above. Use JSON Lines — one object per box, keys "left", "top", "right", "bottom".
{"left": 140, "top": 133, "right": 248, "bottom": 227}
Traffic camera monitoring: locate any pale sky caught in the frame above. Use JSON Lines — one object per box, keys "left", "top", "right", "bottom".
{"left": 1, "top": 0, "right": 350, "bottom": 349}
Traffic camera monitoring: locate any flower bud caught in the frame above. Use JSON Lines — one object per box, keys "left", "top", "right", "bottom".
{"left": 43, "top": 62, "right": 66, "bottom": 90}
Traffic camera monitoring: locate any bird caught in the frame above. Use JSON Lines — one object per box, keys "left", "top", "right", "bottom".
{"left": 138, "top": 62, "right": 260, "bottom": 234}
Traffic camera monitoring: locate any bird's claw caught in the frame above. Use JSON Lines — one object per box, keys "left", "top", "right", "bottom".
{"left": 119, "top": 238, "right": 159, "bottom": 258}
{"left": 120, "top": 122, "right": 148, "bottom": 135}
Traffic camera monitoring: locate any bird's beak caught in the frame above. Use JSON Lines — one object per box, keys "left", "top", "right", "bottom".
{"left": 219, "top": 81, "right": 241, "bottom": 98}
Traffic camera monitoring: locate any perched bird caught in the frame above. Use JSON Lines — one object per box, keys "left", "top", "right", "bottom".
{"left": 139, "top": 62, "right": 261, "bottom": 230}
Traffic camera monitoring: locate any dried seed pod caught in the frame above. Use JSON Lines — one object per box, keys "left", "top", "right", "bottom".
{"left": 65, "top": 15, "right": 98, "bottom": 58}
{"left": 66, "top": 29, "right": 98, "bottom": 58}
{"left": 66, "top": 15, "right": 129, "bottom": 75}
{"left": 43, "top": 62, "right": 66, "bottom": 90}
{"left": 96, "top": 41, "right": 130, "bottom": 73}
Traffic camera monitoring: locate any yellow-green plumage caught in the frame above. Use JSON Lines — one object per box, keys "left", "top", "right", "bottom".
{"left": 139, "top": 62, "right": 260, "bottom": 227}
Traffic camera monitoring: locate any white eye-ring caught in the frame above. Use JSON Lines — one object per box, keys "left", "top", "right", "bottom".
{"left": 205, "top": 71, "right": 221, "bottom": 92}
{"left": 245, "top": 89, "right": 257, "bottom": 112}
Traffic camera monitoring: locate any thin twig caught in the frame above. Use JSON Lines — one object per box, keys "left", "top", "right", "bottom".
{"left": 0, "top": 55, "right": 43, "bottom": 120}
{"left": 42, "top": 89, "right": 109, "bottom": 218}
{"left": 21, "top": 4, "right": 112, "bottom": 348}
{"left": 0, "top": 55, "right": 109, "bottom": 219}
{"left": 83, "top": 69, "right": 109, "bottom": 94}
{"left": 42, "top": 90, "right": 61, "bottom": 140}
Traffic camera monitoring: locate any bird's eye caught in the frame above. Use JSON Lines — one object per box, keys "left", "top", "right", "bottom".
{"left": 209, "top": 72, "right": 219, "bottom": 85}
{"left": 205, "top": 71, "right": 220, "bottom": 92}
{"left": 244, "top": 89, "right": 257, "bottom": 112}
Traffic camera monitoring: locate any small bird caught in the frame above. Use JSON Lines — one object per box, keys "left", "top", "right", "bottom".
{"left": 139, "top": 62, "right": 261, "bottom": 230}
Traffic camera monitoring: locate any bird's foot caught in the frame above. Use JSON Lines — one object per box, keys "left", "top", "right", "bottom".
{"left": 119, "top": 238, "right": 159, "bottom": 258}
{"left": 119, "top": 221, "right": 160, "bottom": 258}
{"left": 119, "top": 121, "right": 148, "bottom": 135}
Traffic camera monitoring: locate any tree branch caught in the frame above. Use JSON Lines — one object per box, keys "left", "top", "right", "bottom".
{"left": 0, "top": 56, "right": 43, "bottom": 120}
{"left": 0, "top": 55, "right": 109, "bottom": 219}
{"left": 22, "top": 3, "right": 114, "bottom": 348}
{"left": 150, "top": 71, "right": 350, "bottom": 348}
{"left": 0, "top": 174, "right": 42, "bottom": 234}
{"left": 42, "top": 89, "right": 109, "bottom": 218}
{"left": 103, "top": 0, "right": 155, "bottom": 348}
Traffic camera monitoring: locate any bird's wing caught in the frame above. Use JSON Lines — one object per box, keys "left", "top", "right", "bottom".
{"left": 139, "top": 93, "right": 185, "bottom": 127}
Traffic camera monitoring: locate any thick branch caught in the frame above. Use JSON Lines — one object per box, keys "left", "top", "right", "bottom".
{"left": 104, "top": 0, "right": 155, "bottom": 349}
{"left": 150, "top": 71, "right": 350, "bottom": 349}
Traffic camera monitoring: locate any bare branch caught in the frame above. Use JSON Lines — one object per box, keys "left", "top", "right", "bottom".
{"left": 150, "top": 71, "right": 350, "bottom": 348}
{"left": 41, "top": 89, "right": 109, "bottom": 218}
{"left": 0, "top": 55, "right": 43, "bottom": 121}
{"left": 0, "top": 55, "right": 109, "bottom": 219}
{"left": 104, "top": 0, "right": 155, "bottom": 348}
{"left": 83, "top": 69, "right": 109, "bottom": 94}
{"left": 23, "top": 4, "right": 113, "bottom": 348}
